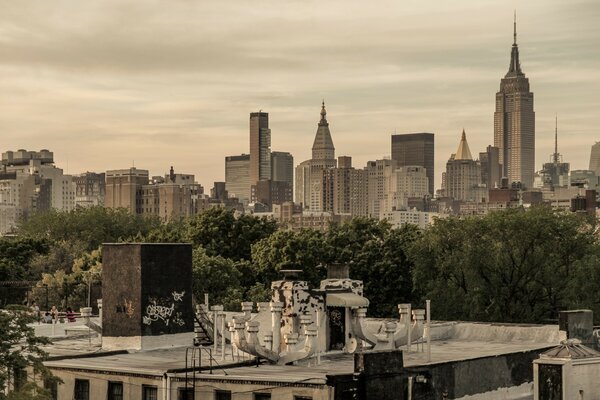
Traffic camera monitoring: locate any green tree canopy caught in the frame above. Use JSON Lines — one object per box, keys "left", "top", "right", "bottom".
{"left": 186, "top": 208, "right": 277, "bottom": 260}
{"left": 0, "top": 238, "right": 49, "bottom": 282}
{"left": 0, "top": 305, "right": 58, "bottom": 399}
{"left": 410, "top": 206, "right": 599, "bottom": 323}
{"left": 18, "top": 207, "right": 161, "bottom": 251}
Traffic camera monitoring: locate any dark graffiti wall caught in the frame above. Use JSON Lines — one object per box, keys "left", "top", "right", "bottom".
{"left": 102, "top": 243, "right": 193, "bottom": 338}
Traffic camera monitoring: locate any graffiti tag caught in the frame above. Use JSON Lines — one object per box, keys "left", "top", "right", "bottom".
{"left": 172, "top": 291, "right": 185, "bottom": 302}
{"left": 144, "top": 301, "right": 175, "bottom": 326}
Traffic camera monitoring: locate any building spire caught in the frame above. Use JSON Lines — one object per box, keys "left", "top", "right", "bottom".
{"left": 455, "top": 128, "right": 473, "bottom": 160}
{"left": 513, "top": 10, "right": 517, "bottom": 45}
{"left": 507, "top": 12, "right": 522, "bottom": 76}
{"left": 320, "top": 99, "right": 327, "bottom": 124}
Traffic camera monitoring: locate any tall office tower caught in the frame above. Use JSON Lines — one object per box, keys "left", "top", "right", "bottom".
{"left": 444, "top": 130, "right": 483, "bottom": 202}
{"left": 249, "top": 112, "right": 271, "bottom": 186}
{"left": 225, "top": 154, "right": 251, "bottom": 203}
{"left": 322, "top": 156, "right": 368, "bottom": 216}
{"left": 310, "top": 102, "right": 337, "bottom": 211}
{"left": 589, "top": 142, "right": 600, "bottom": 176}
{"left": 271, "top": 151, "right": 294, "bottom": 187}
{"left": 365, "top": 158, "right": 395, "bottom": 218}
{"left": 479, "top": 146, "right": 502, "bottom": 189}
{"left": 391, "top": 133, "right": 435, "bottom": 195}
{"left": 493, "top": 17, "right": 535, "bottom": 188}
{"left": 105, "top": 167, "right": 150, "bottom": 213}
{"left": 295, "top": 160, "right": 312, "bottom": 208}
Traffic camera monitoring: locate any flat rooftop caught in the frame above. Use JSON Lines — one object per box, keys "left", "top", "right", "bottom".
{"left": 44, "top": 321, "right": 560, "bottom": 382}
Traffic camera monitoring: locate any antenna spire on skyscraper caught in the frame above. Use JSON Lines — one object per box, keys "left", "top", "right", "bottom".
{"left": 513, "top": 10, "right": 517, "bottom": 45}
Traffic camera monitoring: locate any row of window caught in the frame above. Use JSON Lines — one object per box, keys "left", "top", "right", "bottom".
{"left": 72, "top": 379, "right": 313, "bottom": 400}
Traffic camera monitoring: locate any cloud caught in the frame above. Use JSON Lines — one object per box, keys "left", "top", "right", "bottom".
{"left": 0, "top": 0, "right": 599, "bottom": 188}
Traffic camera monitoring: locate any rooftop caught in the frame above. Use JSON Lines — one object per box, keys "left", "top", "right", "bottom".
{"left": 44, "top": 321, "right": 560, "bottom": 383}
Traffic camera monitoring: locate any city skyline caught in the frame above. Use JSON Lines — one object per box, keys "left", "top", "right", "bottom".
{"left": 1, "top": 1, "right": 599, "bottom": 188}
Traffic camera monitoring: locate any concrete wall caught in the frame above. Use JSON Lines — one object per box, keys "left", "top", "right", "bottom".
{"left": 405, "top": 348, "right": 550, "bottom": 400}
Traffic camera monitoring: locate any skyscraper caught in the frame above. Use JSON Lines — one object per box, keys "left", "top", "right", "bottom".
{"left": 271, "top": 151, "right": 294, "bottom": 187}
{"left": 249, "top": 112, "right": 271, "bottom": 186}
{"left": 443, "top": 130, "right": 484, "bottom": 202}
{"left": 225, "top": 154, "right": 251, "bottom": 203}
{"left": 494, "top": 16, "right": 535, "bottom": 188}
{"left": 589, "top": 142, "right": 600, "bottom": 177}
{"left": 391, "top": 133, "right": 434, "bottom": 196}
{"left": 479, "top": 146, "right": 502, "bottom": 189}
{"left": 310, "top": 102, "right": 336, "bottom": 211}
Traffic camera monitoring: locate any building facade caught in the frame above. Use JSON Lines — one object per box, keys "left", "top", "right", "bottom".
{"left": 479, "top": 146, "right": 502, "bottom": 190}
{"left": 365, "top": 159, "right": 394, "bottom": 219}
{"left": 381, "top": 165, "right": 429, "bottom": 213}
{"left": 0, "top": 149, "right": 75, "bottom": 234}
{"left": 589, "top": 142, "right": 600, "bottom": 177}
{"left": 391, "top": 133, "right": 434, "bottom": 196}
{"left": 443, "top": 130, "right": 484, "bottom": 202}
{"left": 105, "top": 167, "right": 150, "bottom": 213}
{"left": 271, "top": 151, "right": 294, "bottom": 188}
{"left": 322, "top": 156, "right": 368, "bottom": 217}
{"left": 73, "top": 172, "right": 105, "bottom": 208}
{"left": 310, "top": 102, "right": 336, "bottom": 211}
{"left": 249, "top": 112, "right": 271, "bottom": 187}
{"left": 225, "top": 154, "right": 251, "bottom": 203}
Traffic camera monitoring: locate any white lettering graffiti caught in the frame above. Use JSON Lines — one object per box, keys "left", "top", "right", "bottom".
{"left": 172, "top": 291, "right": 185, "bottom": 302}
{"left": 145, "top": 301, "right": 175, "bottom": 326}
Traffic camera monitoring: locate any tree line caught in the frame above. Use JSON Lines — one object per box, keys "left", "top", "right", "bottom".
{"left": 1, "top": 205, "right": 599, "bottom": 324}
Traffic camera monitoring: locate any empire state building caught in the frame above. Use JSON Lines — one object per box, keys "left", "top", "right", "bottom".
{"left": 494, "top": 17, "right": 535, "bottom": 188}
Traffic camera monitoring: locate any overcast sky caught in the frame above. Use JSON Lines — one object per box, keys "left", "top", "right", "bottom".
{"left": 1, "top": 0, "right": 599, "bottom": 190}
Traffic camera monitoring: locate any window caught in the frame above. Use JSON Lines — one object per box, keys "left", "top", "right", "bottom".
{"left": 216, "top": 390, "right": 232, "bottom": 400}
{"left": 254, "top": 394, "right": 271, "bottom": 400}
{"left": 143, "top": 385, "right": 158, "bottom": 400}
{"left": 13, "top": 368, "right": 27, "bottom": 391}
{"left": 178, "top": 387, "right": 194, "bottom": 400}
{"left": 108, "top": 381, "right": 123, "bottom": 400}
{"left": 44, "top": 378, "right": 58, "bottom": 400}
{"left": 74, "top": 379, "right": 89, "bottom": 400}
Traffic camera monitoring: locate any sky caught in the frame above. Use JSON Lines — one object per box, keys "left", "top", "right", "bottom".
{"left": 1, "top": 0, "right": 599, "bottom": 190}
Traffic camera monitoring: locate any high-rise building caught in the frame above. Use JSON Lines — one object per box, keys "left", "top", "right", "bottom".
{"left": 382, "top": 166, "right": 429, "bottom": 212}
{"left": 391, "top": 133, "right": 434, "bottom": 195}
{"left": 479, "top": 146, "right": 502, "bottom": 190}
{"left": 443, "top": 130, "right": 484, "bottom": 202}
{"left": 310, "top": 102, "right": 336, "bottom": 211}
{"left": 249, "top": 112, "right": 271, "bottom": 186}
{"left": 225, "top": 154, "right": 251, "bottom": 203}
{"left": 322, "top": 156, "right": 368, "bottom": 216}
{"left": 365, "top": 159, "right": 395, "bottom": 219}
{"left": 251, "top": 180, "right": 293, "bottom": 211}
{"left": 295, "top": 160, "right": 312, "bottom": 209}
{"left": 493, "top": 17, "right": 535, "bottom": 188}
{"left": 271, "top": 151, "right": 294, "bottom": 187}
{"left": 589, "top": 142, "right": 600, "bottom": 177}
